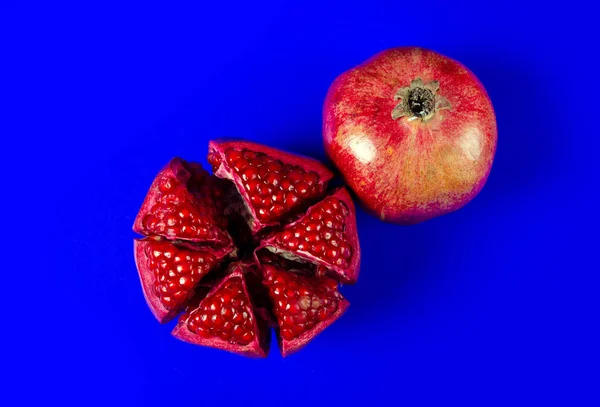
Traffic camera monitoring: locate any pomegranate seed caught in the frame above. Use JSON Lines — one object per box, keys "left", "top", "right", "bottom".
{"left": 242, "top": 150, "right": 256, "bottom": 160}
{"left": 159, "top": 179, "right": 173, "bottom": 193}
{"left": 284, "top": 192, "right": 299, "bottom": 206}
{"left": 288, "top": 171, "right": 302, "bottom": 183}
{"left": 242, "top": 167, "right": 258, "bottom": 181}
{"left": 281, "top": 329, "right": 295, "bottom": 340}
{"left": 305, "top": 231, "right": 320, "bottom": 243}
{"left": 302, "top": 172, "right": 318, "bottom": 186}
{"left": 272, "top": 204, "right": 285, "bottom": 217}
{"left": 325, "top": 247, "right": 338, "bottom": 260}
{"left": 280, "top": 179, "right": 293, "bottom": 192}
{"left": 265, "top": 172, "right": 279, "bottom": 187}
{"left": 295, "top": 181, "right": 309, "bottom": 196}
{"left": 225, "top": 149, "right": 242, "bottom": 163}
{"left": 272, "top": 190, "right": 284, "bottom": 203}
{"left": 232, "top": 158, "right": 246, "bottom": 172}
{"left": 306, "top": 221, "right": 321, "bottom": 232}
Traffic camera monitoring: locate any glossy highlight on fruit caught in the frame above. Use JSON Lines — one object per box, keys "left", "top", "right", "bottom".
{"left": 133, "top": 141, "right": 360, "bottom": 357}
{"left": 323, "top": 47, "right": 497, "bottom": 224}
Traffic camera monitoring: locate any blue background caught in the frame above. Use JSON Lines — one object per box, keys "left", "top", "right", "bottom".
{"left": 3, "top": 1, "right": 597, "bottom": 405}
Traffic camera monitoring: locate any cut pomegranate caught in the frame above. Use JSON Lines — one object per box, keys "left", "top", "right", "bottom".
{"left": 172, "top": 264, "right": 270, "bottom": 358}
{"left": 258, "top": 187, "right": 360, "bottom": 284}
{"left": 133, "top": 141, "right": 361, "bottom": 357}
{"left": 207, "top": 139, "right": 334, "bottom": 234}
{"left": 261, "top": 264, "right": 349, "bottom": 357}
{"left": 134, "top": 237, "right": 233, "bottom": 323}
{"left": 133, "top": 157, "right": 232, "bottom": 246}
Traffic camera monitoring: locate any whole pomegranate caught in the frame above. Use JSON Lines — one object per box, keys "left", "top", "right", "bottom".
{"left": 133, "top": 140, "right": 360, "bottom": 357}
{"left": 323, "top": 47, "right": 497, "bottom": 224}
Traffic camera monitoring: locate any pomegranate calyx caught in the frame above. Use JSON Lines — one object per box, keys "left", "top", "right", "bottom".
{"left": 391, "top": 77, "right": 451, "bottom": 121}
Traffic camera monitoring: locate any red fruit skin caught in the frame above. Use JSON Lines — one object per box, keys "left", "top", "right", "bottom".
{"left": 323, "top": 47, "right": 497, "bottom": 224}
{"left": 172, "top": 265, "right": 270, "bottom": 358}
{"left": 207, "top": 139, "right": 335, "bottom": 234}
{"left": 258, "top": 187, "right": 361, "bottom": 284}
{"left": 261, "top": 265, "right": 350, "bottom": 357}
{"left": 133, "top": 157, "right": 233, "bottom": 246}
{"left": 133, "top": 238, "right": 233, "bottom": 323}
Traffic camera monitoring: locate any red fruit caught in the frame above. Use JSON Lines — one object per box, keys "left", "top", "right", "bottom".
{"left": 207, "top": 139, "right": 334, "bottom": 234}
{"left": 323, "top": 47, "right": 497, "bottom": 224}
{"left": 134, "top": 238, "right": 232, "bottom": 323}
{"left": 133, "top": 157, "right": 233, "bottom": 245}
{"left": 172, "top": 264, "right": 270, "bottom": 358}
{"left": 133, "top": 142, "right": 360, "bottom": 357}
{"left": 258, "top": 187, "right": 361, "bottom": 284}
{"left": 261, "top": 264, "right": 349, "bottom": 357}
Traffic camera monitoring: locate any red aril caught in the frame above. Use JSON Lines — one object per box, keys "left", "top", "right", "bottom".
{"left": 323, "top": 47, "right": 497, "bottom": 224}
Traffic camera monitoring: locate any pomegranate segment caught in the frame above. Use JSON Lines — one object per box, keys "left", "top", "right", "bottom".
{"left": 261, "top": 264, "right": 349, "bottom": 357}
{"left": 259, "top": 187, "right": 361, "bottom": 284}
{"left": 133, "top": 157, "right": 233, "bottom": 246}
{"left": 134, "top": 238, "right": 233, "bottom": 323}
{"left": 208, "top": 139, "right": 334, "bottom": 234}
{"left": 172, "top": 264, "right": 270, "bottom": 358}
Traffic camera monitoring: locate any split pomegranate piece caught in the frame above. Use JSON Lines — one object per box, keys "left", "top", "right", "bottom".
{"left": 133, "top": 157, "right": 233, "bottom": 246}
{"left": 133, "top": 141, "right": 361, "bottom": 357}
{"left": 259, "top": 187, "right": 360, "bottom": 284}
{"left": 134, "top": 238, "right": 232, "bottom": 323}
{"left": 207, "top": 139, "right": 334, "bottom": 234}
{"left": 261, "top": 264, "right": 349, "bottom": 357}
{"left": 172, "top": 263, "right": 270, "bottom": 358}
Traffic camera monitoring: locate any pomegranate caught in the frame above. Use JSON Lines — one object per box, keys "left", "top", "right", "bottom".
{"left": 323, "top": 47, "right": 497, "bottom": 224}
{"left": 133, "top": 142, "right": 360, "bottom": 357}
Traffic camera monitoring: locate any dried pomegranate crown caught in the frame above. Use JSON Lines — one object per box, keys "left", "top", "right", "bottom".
{"left": 133, "top": 139, "right": 361, "bottom": 357}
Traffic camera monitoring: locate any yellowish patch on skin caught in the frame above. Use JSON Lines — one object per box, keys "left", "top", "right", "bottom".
{"left": 386, "top": 147, "right": 394, "bottom": 156}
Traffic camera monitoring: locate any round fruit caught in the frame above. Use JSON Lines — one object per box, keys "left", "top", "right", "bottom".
{"left": 323, "top": 47, "right": 497, "bottom": 224}
{"left": 133, "top": 141, "right": 361, "bottom": 358}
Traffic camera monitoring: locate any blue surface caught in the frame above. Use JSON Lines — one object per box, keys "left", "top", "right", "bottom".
{"left": 3, "top": 1, "right": 597, "bottom": 405}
